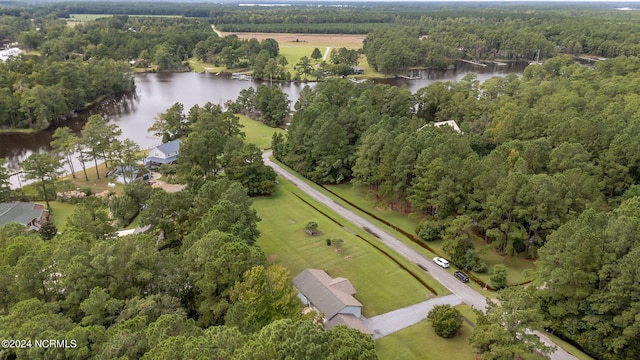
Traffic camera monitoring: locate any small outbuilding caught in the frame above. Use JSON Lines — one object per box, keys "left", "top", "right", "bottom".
{"left": 292, "top": 269, "right": 373, "bottom": 335}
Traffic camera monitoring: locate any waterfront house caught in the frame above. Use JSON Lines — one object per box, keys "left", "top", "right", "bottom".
{"left": 144, "top": 139, "right": 181, "bottom": 168}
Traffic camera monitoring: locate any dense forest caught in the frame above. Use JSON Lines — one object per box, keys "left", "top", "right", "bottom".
{"left": 274, "top": 55, "right": 640, "bottom": 358}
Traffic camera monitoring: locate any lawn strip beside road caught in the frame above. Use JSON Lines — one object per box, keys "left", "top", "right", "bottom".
{"left": 263, "top": 150, "right": 577, "bottom": 360}
{"left": 253, "top": 178, "right": 447, "bottom": 317}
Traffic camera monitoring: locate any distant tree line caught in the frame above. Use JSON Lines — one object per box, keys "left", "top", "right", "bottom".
{"left": 10, "top": 2, "right": 640, "bottom": 60}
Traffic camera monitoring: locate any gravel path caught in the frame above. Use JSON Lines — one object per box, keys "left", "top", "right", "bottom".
{"left": 365, "top": 294, "right": 462, "bottom": 340}
{"left": 263, "top": 151, "right": 576, "bottom": 360}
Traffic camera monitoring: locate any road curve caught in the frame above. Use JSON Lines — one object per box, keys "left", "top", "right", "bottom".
{"left": 262, "top": 150, "right": 576, "bottom": 360}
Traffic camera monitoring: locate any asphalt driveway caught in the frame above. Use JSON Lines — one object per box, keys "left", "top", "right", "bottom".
{"left": 364, "top": 294, "right": 462, "bottom": 340}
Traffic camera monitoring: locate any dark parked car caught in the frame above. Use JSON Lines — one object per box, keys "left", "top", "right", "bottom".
{"left": 454, "top": 271, "right": 469, "bottom": 283}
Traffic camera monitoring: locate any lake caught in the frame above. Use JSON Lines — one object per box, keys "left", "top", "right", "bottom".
{"left": 1, "top": 61, "right": 526, "bottom": 186}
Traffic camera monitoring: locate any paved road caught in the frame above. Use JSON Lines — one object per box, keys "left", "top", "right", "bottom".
{"left": 364, "top": 294, "right": 462, "bottom": 340}
{"left": 263, "top": 151, "right": 576, "bottom": 360}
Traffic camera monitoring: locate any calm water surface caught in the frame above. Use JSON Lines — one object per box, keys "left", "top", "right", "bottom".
{"left": 1, "top": 61, "right": 526, "bottom": 185}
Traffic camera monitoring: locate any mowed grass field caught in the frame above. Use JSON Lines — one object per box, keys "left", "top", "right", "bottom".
{"left": 253, "top": 178, "right": 448, "bottom": 317}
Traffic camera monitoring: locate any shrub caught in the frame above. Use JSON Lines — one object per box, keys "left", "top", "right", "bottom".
{"left": 427, "top": 304, "right": 463, "bottom": 338}
{"left": 305, "top": 221, "right": 318, "bottom": 235}
{"left": 56, "top": 190, "right": 87, "bottom": 204}
{"left": 158, "top": 163, "right": 176, "bottom": 176}
{"left": 417, "top": 220, "right": 442, "bottom": 242}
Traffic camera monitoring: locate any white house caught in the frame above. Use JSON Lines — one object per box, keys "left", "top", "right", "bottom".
{"left": 292, "top": 269, "right": 373, "bottom": 335}
{"left": 144, "top": 139, "right": 181, "bottom": 167}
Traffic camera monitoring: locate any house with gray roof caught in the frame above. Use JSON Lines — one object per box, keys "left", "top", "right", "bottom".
{"left": 0, "top": 202, "right": 48, "bottom": 230}
{"left": 292, "top": 269, "right": 373, "bottom": 335}
{"left": 144, "top": 139, "right": 181, "bottom": 167}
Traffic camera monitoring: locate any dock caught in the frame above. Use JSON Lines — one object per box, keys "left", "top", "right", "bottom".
{"left": 459, "top": 59, "right": 487, "bottom": 67}
{"left": 397, "top": 75, "right": 418, "bottom": 80}
{"left": 231, "top": 72, "right": 253, "bottom": 81}
{"left": 577, "top": 56, "right": 599, "bottom": 62}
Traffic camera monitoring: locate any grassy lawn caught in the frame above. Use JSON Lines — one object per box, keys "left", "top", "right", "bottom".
{"left": 125, "top": 213, "right": 142, "bottom": 230}
{"left": 266, "top": 157, "right": 497, "bottom": 294}
{"left": 187, "top": 58, "right": 226, "bottom": 74}
{"left": 279, "top": 43, "right": 330, "bottom": 73}
{"left": 66, "top": 161, "right": 124, "bottom": 196}
{"left": 376, "top": 306, "right": 477, "bottom": 360}
{"left": 326, "top": 183, "right": 420, "bottom": 236}
{"left": 49, "top": 201, "right": 75, "bottom": 231}
{"left": 253, "top": 178, "right": 448, "bottom": 317}
{"left": 238, "top": 115, "right": 286, "bottom": 150}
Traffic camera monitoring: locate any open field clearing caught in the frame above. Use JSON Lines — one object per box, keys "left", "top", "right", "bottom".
{"left": 227, "top": 32, "right": 368, "bottom": 75}
{"left": 226, "top": 32, "right": 366, "bottom": 47}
